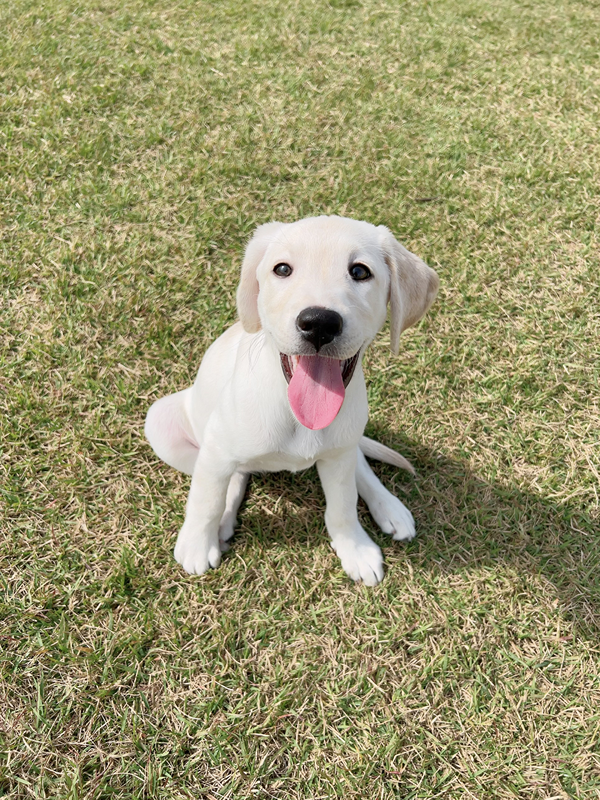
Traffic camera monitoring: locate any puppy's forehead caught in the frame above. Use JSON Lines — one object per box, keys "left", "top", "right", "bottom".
{"left": 267, "top": 216, "right": 382, "bottom": 264}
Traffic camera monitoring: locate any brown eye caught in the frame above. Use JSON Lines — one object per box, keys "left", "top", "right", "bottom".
{"left": 274, "top": 263, "right": 293, "bottom": 277}
{"left": 349, "top": 263, "right": 372, "bottom": 281}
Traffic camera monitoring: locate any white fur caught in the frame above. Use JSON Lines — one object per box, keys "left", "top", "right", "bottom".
{"left": 145, "top": 215, "right": 438, "bottom": 585}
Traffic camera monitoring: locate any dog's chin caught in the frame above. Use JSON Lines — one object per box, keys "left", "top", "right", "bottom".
{"left": 279, "top": 350, "right": 361, "bottom": 388}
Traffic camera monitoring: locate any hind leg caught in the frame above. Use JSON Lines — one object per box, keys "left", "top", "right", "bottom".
{"left": 145, "top": 389, "right": 199, "bottom": 476}
{"left": 356, "top": 448, "right": 415, "bottom": 541}
{"left": 218, "top": 471, "right": 249, "bottom": 549}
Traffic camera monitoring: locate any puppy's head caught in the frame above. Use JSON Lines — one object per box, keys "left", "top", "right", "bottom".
{"left": 236, "top": 215, "right": 438, "bottom": 428}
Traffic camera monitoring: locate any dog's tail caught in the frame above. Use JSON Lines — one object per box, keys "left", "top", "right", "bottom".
{"left": 359, "top": 436, "right": 416, "bottom": 475}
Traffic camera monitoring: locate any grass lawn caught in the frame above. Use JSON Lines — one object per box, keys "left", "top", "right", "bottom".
{"left": 1, "top": 0, "right": 599, "bottom": 797}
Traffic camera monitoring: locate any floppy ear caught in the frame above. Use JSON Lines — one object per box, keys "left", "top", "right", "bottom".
{"left": 378, "top": 226, "right": 439, "bottom": 355}
{"left": 236, "top": 221, "right": 287, "bottom": 333}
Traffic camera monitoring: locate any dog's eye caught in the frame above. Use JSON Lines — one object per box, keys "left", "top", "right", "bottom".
{"left": 349, "top": 263, "right": 372, "bottom": 281}
{"left": 273, "top": 263, "right": 293, "bottom": 278}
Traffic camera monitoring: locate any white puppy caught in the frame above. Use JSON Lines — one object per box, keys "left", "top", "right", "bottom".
{"left": 145, "top": 215, "right": 438, "bottom": 585}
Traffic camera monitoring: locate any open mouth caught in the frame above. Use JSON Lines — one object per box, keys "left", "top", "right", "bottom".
{"left": 279, "top": 351, "right": 361, "bottom": 431}
{"left": 279, "top": 351, "right": 360, "bottom": 388}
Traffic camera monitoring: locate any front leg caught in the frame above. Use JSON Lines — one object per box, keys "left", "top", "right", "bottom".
{"left": 174, "top": 448, "right": 235, "bottom": 575}
{"left": 317, "top": 448, "right": 384, "bottom": 586}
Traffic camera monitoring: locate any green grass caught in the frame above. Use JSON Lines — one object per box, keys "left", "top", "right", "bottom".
{"left": 1, "top": 0, "right": 599, "bottom": 797}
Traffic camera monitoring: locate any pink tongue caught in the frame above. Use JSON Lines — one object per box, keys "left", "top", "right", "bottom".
{"left": 287, "top": 356, "right": 345, "bottom": 430}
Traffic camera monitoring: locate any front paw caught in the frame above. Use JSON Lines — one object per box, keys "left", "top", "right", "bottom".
{"left": 330, "top": 527, "right": 384, "bottom": 586}
{"left": 174, "top": 521, "right": 221, "bottom": 575}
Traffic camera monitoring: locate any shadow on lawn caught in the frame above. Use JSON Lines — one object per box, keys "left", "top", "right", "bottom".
{"left": 237, "top": 425, "right": 600, "bottom": 636}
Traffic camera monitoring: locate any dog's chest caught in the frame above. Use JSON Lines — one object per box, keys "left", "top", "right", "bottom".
{"left": 241, "top": 425, "right": 328, "bottom": 473}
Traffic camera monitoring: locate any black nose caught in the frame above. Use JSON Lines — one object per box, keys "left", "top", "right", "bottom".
{"left": 296, "top": 307, "right": 343, "bottom": 353}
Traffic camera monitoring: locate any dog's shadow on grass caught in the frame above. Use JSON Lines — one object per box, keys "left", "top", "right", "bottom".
{"left": 234, "top": 425, "right": 600, "bottom": 635}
